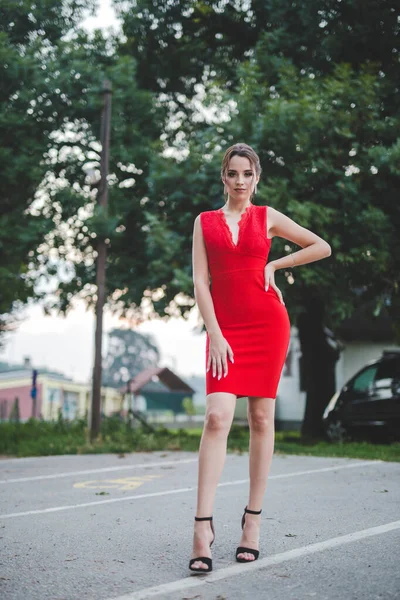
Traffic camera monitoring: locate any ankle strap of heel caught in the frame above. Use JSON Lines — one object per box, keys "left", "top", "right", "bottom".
{"left": 195, "top": 515, "right": 213, "bottom": 521}
{"left": 244, "top": 507, "right": 262, "bottom": 515}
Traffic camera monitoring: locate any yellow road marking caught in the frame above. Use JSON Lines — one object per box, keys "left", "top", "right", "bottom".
{"left": 73, "top": 475, "right": 162, "bottom": 491}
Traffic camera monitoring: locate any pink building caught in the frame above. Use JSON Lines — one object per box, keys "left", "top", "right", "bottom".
{"left": 0, "top": 359, "right": 121, "bottom": 422}
{"left": 0, "top": 378, "right": 43, "bottom": 421}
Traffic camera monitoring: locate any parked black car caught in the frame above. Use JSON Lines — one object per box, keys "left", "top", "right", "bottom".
{"left": 323, "top": 350, "right": 400, "bottom": 443}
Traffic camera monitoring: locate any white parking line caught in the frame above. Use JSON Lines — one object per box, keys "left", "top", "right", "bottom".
{"left": 0, "top": 456, "right": 383, "bottom": 485}
{"left": 0, "top": 458, "right": 199, "bottom": 484}
{"left": 0, "top": 460, "right": 380, "bottom": 520}
{"left": 107, "top": 519, "right": 400, "bottom": 600}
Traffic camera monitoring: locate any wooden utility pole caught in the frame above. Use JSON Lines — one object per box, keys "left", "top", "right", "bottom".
{"left": 90, "top": 79, "right": 112, "bottom": 442}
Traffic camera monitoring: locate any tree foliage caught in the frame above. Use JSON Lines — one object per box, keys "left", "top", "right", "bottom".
{"left": 102, "top": 328, "right": 160, "bottom": 388}
{"left": 0, "top": 0, "right": 96, "bottom": 331}
{"left": 1, "top": 0, "right": 170, "bottom": 329}
{"left": 115, "top": 0, "right": 399, "bottom": 128}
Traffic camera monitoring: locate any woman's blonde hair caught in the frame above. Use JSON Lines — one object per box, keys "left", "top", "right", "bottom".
{"left": 221, "top": 143, "right": 262, "bottom": 198}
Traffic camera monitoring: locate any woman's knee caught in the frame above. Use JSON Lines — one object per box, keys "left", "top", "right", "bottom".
{"left": 205, "top": 409, "right": 231, "bottom": 433}
{"left": 248, "top": 408, "right": 273, "bottom": 433}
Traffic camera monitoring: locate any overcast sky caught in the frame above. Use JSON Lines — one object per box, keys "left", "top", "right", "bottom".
{"left": 0, "top": 0, "right": 206, "bottom": 383}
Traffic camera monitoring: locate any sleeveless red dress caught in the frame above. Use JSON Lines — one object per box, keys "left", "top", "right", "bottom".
{"left": 200, "top": 203, "right": 290, "bottom": 399}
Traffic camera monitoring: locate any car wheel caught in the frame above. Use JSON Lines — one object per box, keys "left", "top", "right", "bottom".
{"left": 325, "top": 418, "right": 351, "bottom": 443}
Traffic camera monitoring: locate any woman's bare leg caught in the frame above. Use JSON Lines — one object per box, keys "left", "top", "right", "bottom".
{"left": 190, "top": 391, "right": 236, "bottom": 570}
{"left": 236, "top": 396, "right": 276, "bottom": 561}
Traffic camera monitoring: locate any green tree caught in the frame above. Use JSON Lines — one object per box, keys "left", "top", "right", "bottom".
{"left": 0, "top": 0, "right": 97, "bottom": 333}
{"left": 103, "top": 328, "right": 160, "bottom": 388}
{"left": 115, "top": 0, "right": 398, "bottom": 130}
{"left": 0, "top": 0, "right": 167, "bottom": 327}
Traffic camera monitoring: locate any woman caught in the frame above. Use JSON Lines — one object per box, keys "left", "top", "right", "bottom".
{"left": 189, "top": 143, "right": 331, "bottom": 573}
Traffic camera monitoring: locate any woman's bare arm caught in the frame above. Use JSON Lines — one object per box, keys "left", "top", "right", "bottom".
{"left": 192, "top": 215, "right": 222, "bottom": 338}
{"left": 192, "top": 215, "right": 234, "bottom": 378}
{"left": 267, "top": 206, "right": 331, "bottom": 270}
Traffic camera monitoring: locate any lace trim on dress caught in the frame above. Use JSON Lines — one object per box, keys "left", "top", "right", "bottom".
{"left": 217, "top": 203, "right": 253, "bottom": 248}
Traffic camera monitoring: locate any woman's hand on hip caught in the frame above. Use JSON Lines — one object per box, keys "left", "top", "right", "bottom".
{"left": 207, "top": 333, "right": 234, "bottom": 379}
{"left": 264, "top": 263, "right": 285, "bottom": 305}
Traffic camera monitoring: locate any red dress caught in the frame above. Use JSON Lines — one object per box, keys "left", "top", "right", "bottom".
{"left": 200, "top": 203, "right": 290, "bottom": 399}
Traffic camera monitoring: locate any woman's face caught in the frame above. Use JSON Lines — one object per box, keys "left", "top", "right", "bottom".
{"left": 222, "top": 155, "right": 259, "bottom": 201}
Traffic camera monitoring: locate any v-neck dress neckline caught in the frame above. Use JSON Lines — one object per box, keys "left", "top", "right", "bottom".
{"left": 217, "top": 203, "right": 253, "bottom": 249}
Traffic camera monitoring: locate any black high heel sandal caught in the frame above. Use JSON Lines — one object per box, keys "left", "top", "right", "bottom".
{"left": 189, "top": 516, "right": 215, "bottom": 573}
{"left": 235, "top": 506, "right": 262, "bottom": 562}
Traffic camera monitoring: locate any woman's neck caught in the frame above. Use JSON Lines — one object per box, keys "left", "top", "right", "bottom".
{"left": 223, "top": 198, "right": 252, "bottom": 213}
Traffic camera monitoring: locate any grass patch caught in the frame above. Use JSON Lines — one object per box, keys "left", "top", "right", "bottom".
{"left": 169, "top": 427, "right": 400, "bottom": 462}
{"left": 0, "top": 418, "right": 399, "bottom": 462}
{"left": 273, "top": 430, "right": 400, "bottom": 462}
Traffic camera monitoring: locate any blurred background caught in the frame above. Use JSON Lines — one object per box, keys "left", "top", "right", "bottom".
{"left": 0, "top": 0, "right": 399, "bottom": 444}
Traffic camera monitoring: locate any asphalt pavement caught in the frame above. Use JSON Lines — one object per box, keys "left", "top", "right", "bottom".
{"left": 0, "top": 450, "right": 399, "bottom": 600}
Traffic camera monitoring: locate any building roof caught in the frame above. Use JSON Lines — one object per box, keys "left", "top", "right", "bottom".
{"left": 120, "top": 366, "right": 195, "bottom": 394}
